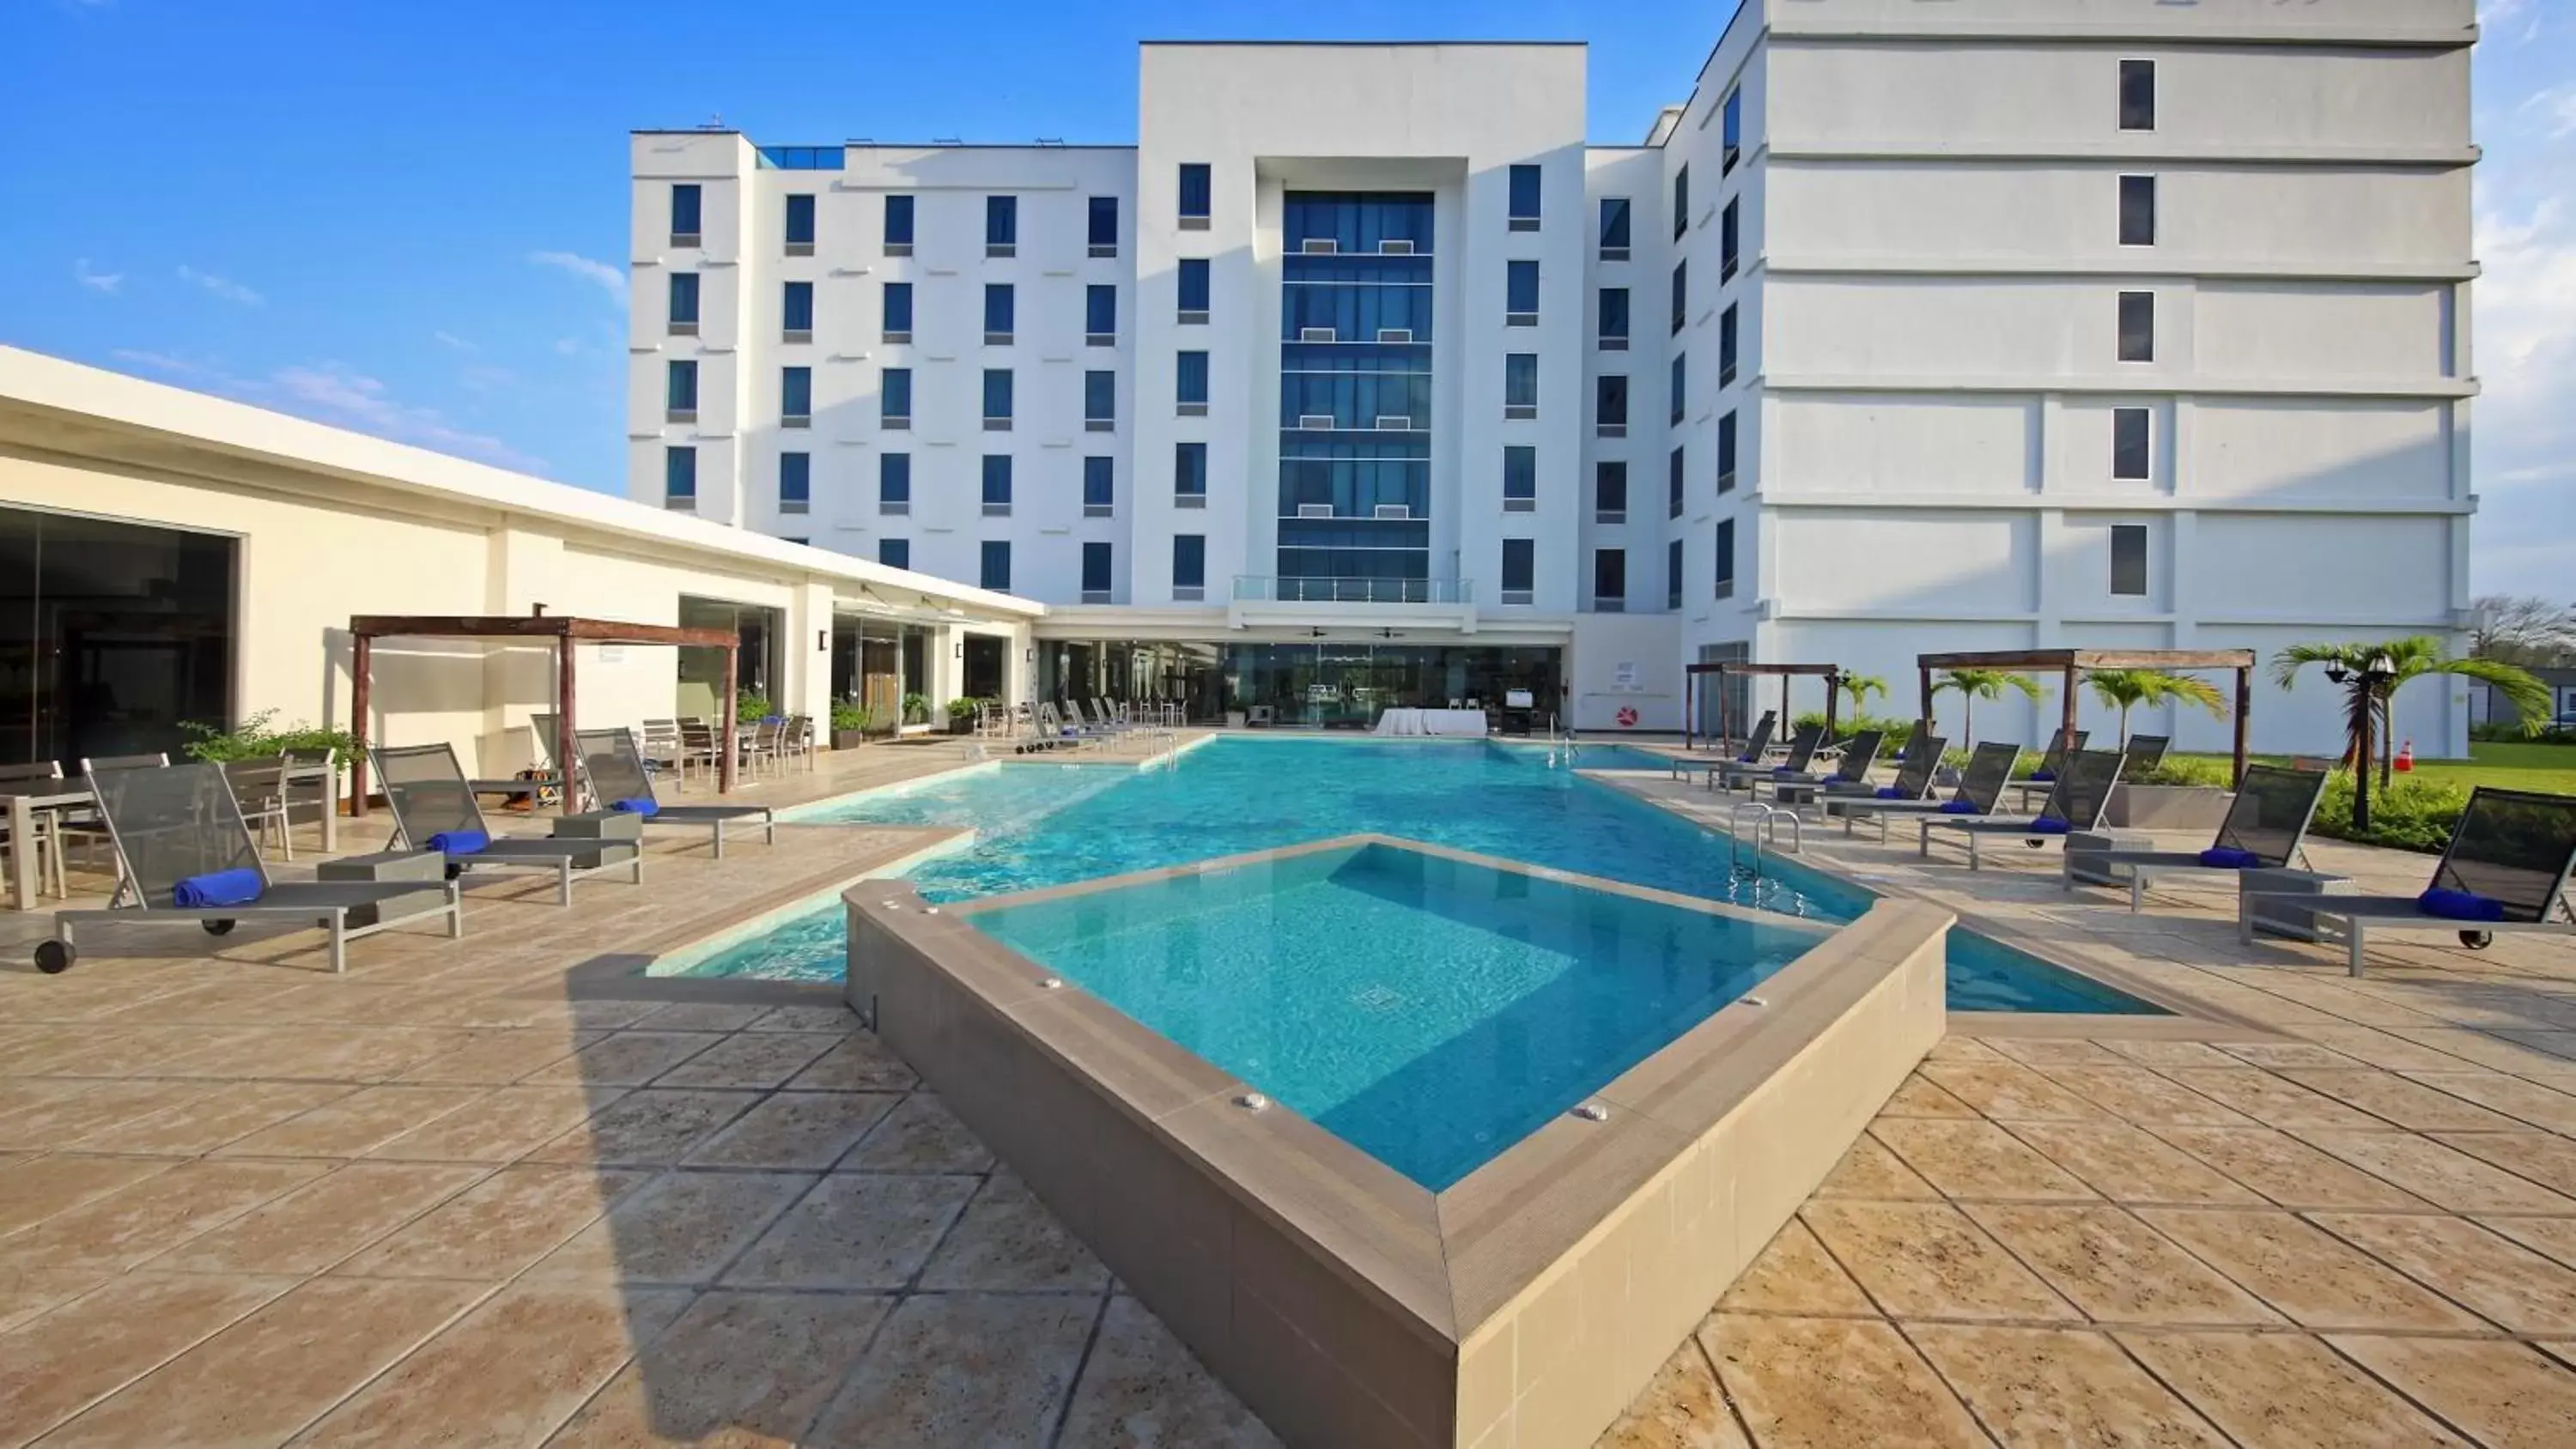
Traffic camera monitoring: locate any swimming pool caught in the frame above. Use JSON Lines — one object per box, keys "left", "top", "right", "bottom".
{"left": 692, "top": 737, "right": 2156, "bottom": 1014}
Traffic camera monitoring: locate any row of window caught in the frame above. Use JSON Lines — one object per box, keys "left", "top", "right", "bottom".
{"left": 1490, "top": 520, "right": 1741, "bottom": 608}
{"left": 661, "top": 445, "right": 1209, "bottom": 515}
{"left": 854, "top": 537, "right": 1204, "bottom": 597}
{"left": 665, "top": 361, "right": 1206, "bottom": 428}
{"left": 666, "top": 266, "right": 1213, "bottom": 337}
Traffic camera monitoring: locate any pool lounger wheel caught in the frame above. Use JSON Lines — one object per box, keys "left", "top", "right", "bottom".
{"left": 2460, "top": 930, "right": 2492, "bottom": 949}
{"left": 34, "top": 939, "right": 73, "bottom": 973}
{"left": 203, "top": 919, "right": 236, "bottom": 937}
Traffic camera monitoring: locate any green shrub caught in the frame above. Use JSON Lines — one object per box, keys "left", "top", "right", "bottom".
{"left": 1791, "top": 711, "right": 1918, "bottom": 746}
{"left": 2472, "top": 719, "right": 2576, "bottom": 744}
{"left": 829, "top": 702, "right": 873, "bottom": 735}
{"left": 180, "top": 710, "right": 360, "bottom": 776}
{"left": 901, "top": 692, "right": 931, "bottom": 725}
{"left": 2309, "top": 772, "right": 2468, "bottom": 854}
{"left": 734, "top": 689, "right": 775, "bottom": 722}
{"left": 945, "top": 696, "right": 985, "bottom": 722}
{"left": 2129, "top": 756, "right": 2232, "bottom": 788}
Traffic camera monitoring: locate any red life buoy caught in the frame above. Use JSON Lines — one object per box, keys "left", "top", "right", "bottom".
{"left": 1615, "top": 706, "right": 1639, "bottom": 728}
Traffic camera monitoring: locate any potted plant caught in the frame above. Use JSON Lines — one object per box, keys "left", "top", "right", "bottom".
{"left": 945, "top": 696, "right": 983, "bottom": 735}
{"left": 829, "top": 701, "right": 874, "bottom": 751}
{"left": 2083, "top": 668, "right": 2235, "bottom": 829}
{"left": 898, "top": 692, "right": 932, "bottom": 734}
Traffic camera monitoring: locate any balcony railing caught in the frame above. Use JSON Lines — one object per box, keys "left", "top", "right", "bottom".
{"left": 1234, "top": 575, "right": 1473, "bottom": 605}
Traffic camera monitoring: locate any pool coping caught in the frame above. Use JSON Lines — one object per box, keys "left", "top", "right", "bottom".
{"left": 846, "top": 832, "right": 1950, "bottom": 1447}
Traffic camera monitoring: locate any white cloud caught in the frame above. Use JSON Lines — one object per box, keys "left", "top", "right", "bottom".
{"left": 176, "top": 264, "right": 264, "bottom": 306}
{"left": 106, "top": 349, "right": 547, "bottom": 475}
{"left": 529, "top": 250, "right": 626, "bottom": 303}
{"left": 73, "top": 258, "right": 122, "bottom": 294}
{"left": 2481, "top": 0, "right": 2544, "bottom": 43}
{"left": 431, "top": 330, "right": 478, "bottom": 352}
{"left": 2522, "top": 82, "right": 2576, "bottom": 138}
{"left": 553, "top": 336, "right": 585, "bottom": 356}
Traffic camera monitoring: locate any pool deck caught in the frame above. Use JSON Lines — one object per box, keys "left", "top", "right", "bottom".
{"left": 1, "top": 736, "right": 2573, "bottom": 1446}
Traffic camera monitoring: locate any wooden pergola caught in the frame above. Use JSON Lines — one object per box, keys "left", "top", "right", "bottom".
{"left": 1914, "top": 647, "right": 2257, "bottom": 786}
{"left": 1683, "top": 661, "right": 1843, "bottom": 754}
{"left": 346, "top": 612, "right": 742, "bottom": 815}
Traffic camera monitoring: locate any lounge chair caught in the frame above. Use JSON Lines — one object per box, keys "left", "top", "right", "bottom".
{"left": 370, "top": 743, "right": 642, "bottom": 906}
{"left": 1824, "top": 732, "right": 1945, "bottom": 800}
{"left": 2123, "top": 733, "right": 2172, "bottom": 775}
{"left": 2239, "top": 785, "right": 2576, "bottom": 978}
{"left": 1918, "top": 749, "right": 2127, "bottom": 870}
{"left": 574, "top": 728, "right": 777, "bottom": 859}
{"left": 1714, "top": 722, "right": 1820, "bottom": 791}
{"left": 2064, "top": 763, "right": 2330, "bottom": 912}
{"left": 1675, "top": 711, "right": 1776, "bottom": 784}
{"left": 2007, "top": 727, "right": 2089, "bottom": 811}
{"left": 35, "top": 763, "right": 460, "bottom": 975}
{"left": 1822, "top": 741, "right": 2021, "bottom": 841}
{"left": 1772, "top": 730, "right": 1882, "bottom": 797}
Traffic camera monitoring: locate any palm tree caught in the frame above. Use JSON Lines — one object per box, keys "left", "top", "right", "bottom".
{"left": 1837, "top": 672, "right": 1888, "bottom": 724}
{"left": 2082, "top": 668, "right": 2227, "bottom": 748}
{"left": 2275, "top": 638, "right": 2549, "bottom": 783}
{"left": 1932, "top": 669, "right": 2041, "bottom": 744}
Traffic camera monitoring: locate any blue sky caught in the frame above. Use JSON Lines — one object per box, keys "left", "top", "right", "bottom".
{"left": 5, "top": 0, "right": 2570, "bottom": 597}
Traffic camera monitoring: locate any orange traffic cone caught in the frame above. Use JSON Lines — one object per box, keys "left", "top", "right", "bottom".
{"left": 2395, "top": 738, "right": 2415, "bottom": 773}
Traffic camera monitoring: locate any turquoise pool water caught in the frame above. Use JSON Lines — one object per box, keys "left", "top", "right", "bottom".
{"left": 971, "top": 841, "right": 1819, "bottom": 1191}
{"left": 695, "top": 737, "right": 2156, "bottom": 1015}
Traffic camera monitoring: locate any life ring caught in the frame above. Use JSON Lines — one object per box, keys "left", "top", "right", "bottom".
{"left": 1615, "top": 706, "right": 1639, "bottom": 728}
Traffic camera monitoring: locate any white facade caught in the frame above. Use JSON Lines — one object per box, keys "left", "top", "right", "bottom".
{"left": 627, "top": 1, "right": 2481, "bottom": 749}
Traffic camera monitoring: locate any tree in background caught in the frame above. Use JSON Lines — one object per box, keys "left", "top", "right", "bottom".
{"left": 1933, "top": 669, "right": 2041, "bottom": 745}
{"left": 2471, "top": 594, "right": 2576, "bottom": 670}
{"left": 1838, "top": 672, "right": 1888, "bottom": 721}
{"left": 2274, "top": 638, "right": 2550, "bottom": 828}
{"left": 2082, "top": 668, "right": 2228, "bottom": 748}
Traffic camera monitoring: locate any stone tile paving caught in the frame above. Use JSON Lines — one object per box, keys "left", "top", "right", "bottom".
{"left": 0, "top": 742, "right": 2571, "bottom": 1445}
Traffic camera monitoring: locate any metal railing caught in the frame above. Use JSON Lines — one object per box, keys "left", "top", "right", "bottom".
{"left": 1232, "top": 576, "right": 1474, "bottom": 605}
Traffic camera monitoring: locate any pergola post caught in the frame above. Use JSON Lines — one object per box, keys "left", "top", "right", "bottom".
{"left": 2233, "top": 665, "right": 2252, "bottom": 789}
{"left": 1825, "top": 668, "right": 1841, "bottom": 741}
{"left": 1918, "top": 664, "right": 1935, "bottom": 738}
{"left": 556, "top": 638, "right": 580, "bottom": 814}
{"left": 1715, "top": 669, "right": 1731, "bottom": 750}
{"left": 720, "top": 640, "right": 739, "bottom": 794}
{"left": 349, "top": 632, "right": 373, "bottom": 818}
{"left": 2061, "top": 664, "right": 2080, "bottom": 755}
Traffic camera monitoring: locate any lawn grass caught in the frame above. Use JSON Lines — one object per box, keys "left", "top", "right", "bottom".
{"left": 2174, "top": 742, "right": 2576, "bottom": 797}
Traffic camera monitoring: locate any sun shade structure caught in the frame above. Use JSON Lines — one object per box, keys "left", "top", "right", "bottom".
{"left": 1684, "top": 662, "right": 1844, "bottom": 754}
{"left": 1914, "top": 648, "right": 2256, "bottom": 787}
{"left": 346, "top": 612, "right": 743, "bottom": 814}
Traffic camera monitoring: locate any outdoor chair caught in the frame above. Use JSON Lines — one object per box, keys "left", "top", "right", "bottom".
{"left": 1826, "top": 732, "right": 1944, "bottom": 799}
{"left": 677, "top": 719, "right": 724, "bottom": 787}
{"left": 34, "top": 762, "right": 460, "bottom": 975}
{"left": 370, "top": 743, "right": 642, "bottom": 906}
{"left": 1673, "top": 710, "right": 1776, "bottom": 783}
{"left": 1823, "top": 741, "right": 2022, "bottom": 842}
{"left": 1771, "top": 730, "right": 1882, "bottom": 797}
{"left": 575, "top": 728, "right": 776, "bottom": 858}
{"left": 783, "top": 715, "right": 816, "bottom": 770}
{"left": 2065, "top": 763, "right": 2330, "bottom": 912}
{"left": 0, "top": 761, "right": 70, "bottom": 900}
{"left": 1718, "top": 722, "right": 1825, "bottom": 791}
{"left": 2008, "top": 727, "right": 2088, "bottom": 810}
{"left": 1919, "top": 749, "right": 2127, "bottom": 870}
{"left": 2239, "top": 785, "right": 2576, "bottom": 978}
{"left": 2123, "top": 733, "right": 2172, "bottom": 775}
{"left": 222, "top": 755, "right": 295, "bottom": 860}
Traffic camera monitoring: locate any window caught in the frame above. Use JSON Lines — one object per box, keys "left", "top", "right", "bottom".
{"left": 1716, "top": 410, "right": 1738, "bottom": 492}
{"left": 1722, "top": 88, "right": 1743, "bottom": 174}
{"left": 983, "top": 283, "right": 1014, "bottom": 343}
{"left": 882, "top": 367, "right": 912, "bottom": 427}
{"left": 1085, "top": 369, "right": 1115, "bottom": 430}
{"left": 2119, "top": 59, "right": 2156, "bottom": 131}
{"left": 2119, "top": 175, "right": 2156, "bottom": 246}
{"left": 878, "top": 453, "right": 911, "bottom": 512}
{"left": 1082, "top": 542, "right": 1114, "bottom": 602}
{"left": 1088, "top": 195, "right": 1119, "bottom": 257}
{"left": 665, "top": 360, "right": 697, "bottom": 420}
{"left": 1085, "top": 284, "right": 1116, "bottom": 343}
{"left": 781, "top": 366, "right": 811, "bottom": 425}
{"left": 1084, "top": 455, "right": 1115, "bottom": 516}
{"left": 1599, "top": 197, "right": 1631, "bottom": 258}
{"left": 2117, "top": 291, "right": 2155, "bottom": 362}
{"left": 663, "top": 445, "right": 696, "bottom": 507}
{"left": 1718, "top": 304, "right": 1739, "bottom": 386}
{"left": 1714, "top": 518, "right": 1735, "bottom": 599}
{"left": 1505, "top": 353, "right": 1539, "bottom": 418}
{"left": 1594, "top": 548, "right": 1626, "bottom": 611}
{"left": 1668, "top": 538, "right": 1685, "bottom": 610}
{"left": 878, "top": 537, "right": 909, "bottom": 569}
{"left": 782, "top": 281, "right": 813, "bottom": 339}
{"left": 883, "top": 282, "right": 913, "bottom": 341}
{"left": 1174, "top": 441, "right": 1206, "bottom": 504}
{"left": 982, "top": 368, "right": 1013, "bottom": 427}
{"left": 1508, "top": 164, "right": 1541, "bottom": 229}
{"left": 1596, "top": 374, "right": 1628, "bottom": 435}
{"left": 884, "top": 194, "right": 914, "bottom": 253}
{"left": 670, "top": 184, "right": 701, "bottom": 244}
{"left": 667, "top": 272, "right": 700, "bottom": 333}
{"left": 1672, "top": 165, "right": 1689, "bottom": 239}
{"left": 985, "top": 196, "right": 1017, "bottom": 256}
{"left": 1504, "top": 446, "right": 1536, "bottom": 511}
{"left": 2113, "top": 407, "right": 2152, "bottom": 480}
{"left": 1176, "top": 351, "right": 1208, "bottom": 414}
{"left": 1668, "top": 446, "right": 1685, "bottom": 518}
{"left": 981, "top": 455, "right": 1012, "bottom": 515}
{"left": 779, "top": 452, "right": 810, "bottom": 513}
{"left": 1598, "top": 287, "right": 1630, "bottom": 350}
{"left": 1720, "top": 200, "right": 1740, "bottom": 281}
{"left": 1671, "top": 260, "right": 1687, "bottom": 334}
{"left": 785, "top": 193, "right": 816, "bottom": 252}
{"left": 2111, "top": 524, "right": 2149, "bottom": 597}
{"left": 980, "top": 541, "right": 1011, "bottom": 591}
{"left": 1506, "top": 260, "right": 1539, "bottom": 324}
{"left": 1501, "top": 538, "right": 1535, "bottom": 601}
{"left": 1177, "top": 163, "right": 1212, "bottom": 226}
{"left": 1177, "top": 258, "right": 1210, "bottom": 320}
{"left": 1670, "top": 354, "right": 1687, "bottom": 425}
{"left": 1595, "top": 460, "right": 1628, "bottom": 522}
{"left": 1172, "top": 535, "right": 1206, "bottom": 596}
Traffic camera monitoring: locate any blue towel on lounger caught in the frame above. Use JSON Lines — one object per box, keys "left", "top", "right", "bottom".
{"left": 2028, "top": 819, "right": 2070, "bottom": 834}
{"left": 1875, "top": 785, "right": 1905, "bottom": 798}
{"left": 2199, "top": 846, "right": 2262, "bottom": 869}
{"left": 2029, "top": 769, "right": 2055, "bottom": 783}
{"left": 611, "top": 797, "right": 659, "bottom": 816}
{"left": 2419, "top": 888, "right": 2505, "bottom": 922}
{"left": 1939, "top": 799, "right": 1979, "bottom": 815}
{"left": 172, "top": 868, "right": 263, "bottom": 909}
{"left": 428, "top": 829, "right": 489, "bottom": 856}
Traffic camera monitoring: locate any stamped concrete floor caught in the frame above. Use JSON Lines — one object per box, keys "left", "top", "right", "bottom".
{"left": 1, "top": 744, "right": 2573, "bottom": 1446}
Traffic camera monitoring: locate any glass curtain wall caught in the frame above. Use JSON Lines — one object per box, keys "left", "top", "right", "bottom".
{"left": 830, "top": 617, "right": 930, "bottom": 727}
{"left": 1278, "top": 193, "right": 1434, "bottom": 594}
{"left": 1036, "top": 640, "right": 1225, "bottom": 722}
{"left": 1221, "top": 644, "right": 1562, "bottom": 730}
{"left": 677, "top": 597, "right": 781, "bottom": 718}
{"left": 0, "top": 506, "right": 235, "bottom": 771}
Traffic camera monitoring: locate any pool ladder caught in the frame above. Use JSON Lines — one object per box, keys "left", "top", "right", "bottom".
{"left": 1726, "top": 799, "right": 1803, "bottom": 878}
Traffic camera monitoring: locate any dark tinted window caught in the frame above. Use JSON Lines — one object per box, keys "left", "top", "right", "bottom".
{"left": 2119, "top": 59, "right": 2155, "bottom": 130}
{"left": 2117, "top": 291, "right": 2155, "bottom": 361}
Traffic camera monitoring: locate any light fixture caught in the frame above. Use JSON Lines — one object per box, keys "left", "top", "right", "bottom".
{"left": 816, "top": 630, "right": 828, "bottom": 652}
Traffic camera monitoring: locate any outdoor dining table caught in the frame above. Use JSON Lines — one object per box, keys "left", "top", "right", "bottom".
{"left": 2, "top": 761, "right": 339, "bottom": 912}
{"left": 1371, "top": 707, "right": 1491, "bottom": 738}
